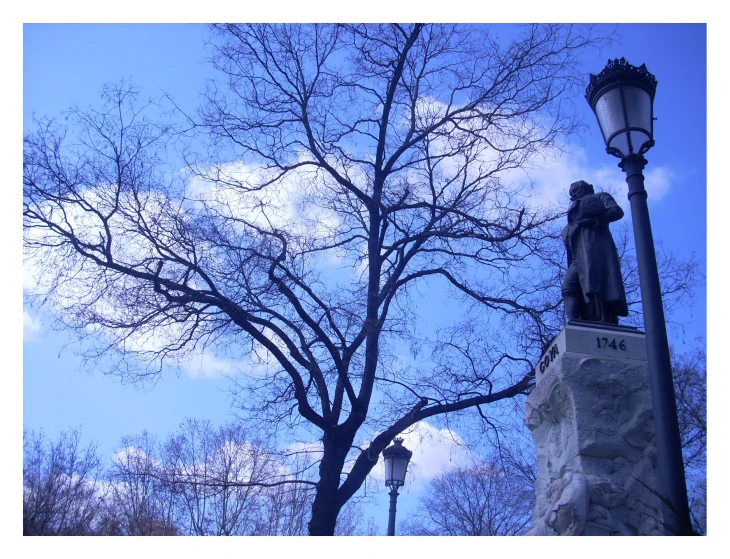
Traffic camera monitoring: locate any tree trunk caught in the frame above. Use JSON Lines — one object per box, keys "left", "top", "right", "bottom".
{"left": 307, "top": 437, "right": 350, "bottom": 536}
{"left": 308, "top": 491, "right": 341, "bottom": 536}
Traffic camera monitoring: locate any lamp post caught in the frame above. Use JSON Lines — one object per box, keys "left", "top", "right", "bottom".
{"left": 382, "top": 438, "right": 412, "bottom": 536}
{"left": 585, "top": 58, "right": 692, "bottom": 535}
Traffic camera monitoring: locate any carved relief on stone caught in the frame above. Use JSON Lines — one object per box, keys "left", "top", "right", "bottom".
{"left": 590, "top": 377, "right": 629, "bottom": 422}
{"left": 546, "top": 471, "right": 588, "bottom": 535}
{"left": 526, "top": 341, "right": 663, "bottom": 536}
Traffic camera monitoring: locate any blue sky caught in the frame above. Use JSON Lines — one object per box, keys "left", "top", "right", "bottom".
{"left": 16, "top": 17, "right": 718, "bottom": 544}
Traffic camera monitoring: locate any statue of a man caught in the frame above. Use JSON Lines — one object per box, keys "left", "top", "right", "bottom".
{"left": 561, "top": 180, "right": 628, "bottom": 324}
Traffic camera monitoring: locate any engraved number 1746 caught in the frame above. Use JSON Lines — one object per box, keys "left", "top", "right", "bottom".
{"left": 596, "top": 337, "right": 627, "bottom": 351}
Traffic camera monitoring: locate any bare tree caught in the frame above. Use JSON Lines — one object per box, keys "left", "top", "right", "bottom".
{"left": 24, "top": 23, "right": 619, "bottom": 534}
{"left": 671, "top": 345, "right": 706, "bottom": 534}
{"left": 334, "top": 500, "right": 381, "bottom": 536}
{"left": 671, "top": 345, "right": 706, "bottom": 471}
{"left": 258, "top": 480, "right": 313, "bottom": 535}
{"left": 401, "top": 456, "right": 533, "bottom": 536}
{"left": 21, "top": 421, "right": 414, "bottom": 537}
{"left": 105, "top": 431, "right": 179, "bottom": 535}
{"left": 23, "top": 429, "right": 107, "bottom": 535}
{"left": 161, "top": 419, "right": 285, "bottom": 535}
{"left": 609, "top": 221, "right": 702, "bottom": 333}
{"left": 687, "top": 478, "right": 706, "bottom": 536}
{"left": 255, "top": 449, "right": 317, "bottom": 535}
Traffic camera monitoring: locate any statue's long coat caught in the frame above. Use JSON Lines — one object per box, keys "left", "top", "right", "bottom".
{"left": 562, "top": 192, "right": 628, "bottom": 317}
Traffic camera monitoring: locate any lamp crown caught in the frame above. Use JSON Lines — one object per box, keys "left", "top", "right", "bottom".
{"left": 586, "top": 57, "right": 657, "bottom": 105}
{"left": 382, "top": 437, "right": 413, "bottom": 461}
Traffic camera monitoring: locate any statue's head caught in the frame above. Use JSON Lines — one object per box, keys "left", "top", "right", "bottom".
{"left": 569, "top": 180, "right": 594, "bottom": 201}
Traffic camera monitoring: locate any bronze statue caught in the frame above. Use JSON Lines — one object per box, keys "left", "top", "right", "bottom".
{"left": 561, "top": 180, "right": 628, "bottom": 324}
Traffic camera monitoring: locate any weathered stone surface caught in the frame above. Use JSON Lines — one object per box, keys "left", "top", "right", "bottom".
{"left": 526, "top": 324, "right": 663, "bottom": 536}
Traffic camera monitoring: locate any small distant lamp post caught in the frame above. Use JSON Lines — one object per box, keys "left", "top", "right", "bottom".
{"left": 585, "top": 58, "right": 692, "bottom": 535}
{"left": 383, "top": 438, "right": 412, "bottom": 536}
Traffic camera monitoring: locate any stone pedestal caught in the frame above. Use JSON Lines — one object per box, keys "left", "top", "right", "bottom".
{"left": 526, "top": 321, "right": 663, "bottom": 535}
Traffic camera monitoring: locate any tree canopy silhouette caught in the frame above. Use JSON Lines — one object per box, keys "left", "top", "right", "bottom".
{"left": 24, "top": 23, "right": 620, "bottom": 535}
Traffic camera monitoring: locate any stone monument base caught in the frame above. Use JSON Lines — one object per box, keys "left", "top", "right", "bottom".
{"left": 526, "top": 321, "right": 663, "bottom": 535}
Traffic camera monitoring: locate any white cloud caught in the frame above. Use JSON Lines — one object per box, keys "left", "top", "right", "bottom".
{"left": 176, "top": 342, "right": 297, "bottom": 381}
{"left": 180, "top": 348, "right": 238, "bottom": 379}
{"left": 112, "top": 445, "right": 145, "bottom": 466}
{"left": 506, "top": 144, "right": 674, "bottom": 215}
{"left": 371, "top": 421, "right": 471, "bottom": 490}
{"left": 184, "top": 160, "right": 342, "bottom": 247}
{"left": 23, "top": 309, "right": 41, "bottom": 343}
{"left": 643, "top": 165, "right": 673, "bottom": 201}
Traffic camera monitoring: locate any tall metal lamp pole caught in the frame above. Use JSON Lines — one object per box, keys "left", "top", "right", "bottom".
{"left": 585, "top": 58, "right": 692, "bottom": 535}
{"left": 383, "top": 438, "right": 412, "bottom": 536}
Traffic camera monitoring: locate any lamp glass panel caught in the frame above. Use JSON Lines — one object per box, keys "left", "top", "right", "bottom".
{"left": 392, "top": 457, "right": 408, "bottom": 484}
{"left": 619, "top": 86, "right": 653, "bottom": 154}
{"left": 384, "top": 458, "right": 394, "bottom": 483}
{"left": 594, "top": 87, "right": 625, "bottom": 145}
{"left": 618, "top": 129, "right": 651, "bottom": 155}
{"left": 623, "top": 86, "right": 653, "bottom": 133}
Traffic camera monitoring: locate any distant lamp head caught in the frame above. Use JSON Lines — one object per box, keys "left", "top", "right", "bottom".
{"left": 382, "top": 438, "right": 412, "bottom": 489}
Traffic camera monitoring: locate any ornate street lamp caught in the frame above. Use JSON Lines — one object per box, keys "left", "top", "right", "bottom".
{"left": 382, "top": 438, "right": 412, "bottom": 536}
{"left": 586, "top": 57, "right": 657, "bottom": 160}
{"left": 586, "top": 58, "right": 692, "bottom": 535}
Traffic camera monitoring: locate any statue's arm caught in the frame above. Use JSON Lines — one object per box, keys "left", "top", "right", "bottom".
{"left": 561, "top": 225, "right": 572, "bottom": 264}
{"left": 596, "top": 193, "right": 624, "bottom": 226}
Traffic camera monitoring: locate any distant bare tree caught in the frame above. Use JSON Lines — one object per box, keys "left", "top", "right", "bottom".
{"left": 688, "top": 478, "right": 706, "bottom": 536}
{"left": 401, "top": 455, "right": 533, "bottom": 536}
{"left": 611, "top": 222, "right": 702, "bottom": 332}
{"left": 161, "top": 419, "right": 283, "bottom": 535}
{"left": 22, "top": 421, "right": 406, "bottom": 536}
{"left": 157, "top": 419, "right": 381, "bottom": 535}
{"left": 671, "top": 345, "right": 706, "bottom": 471}
{"left": 334, "top": 500, "right": 381, "bottom": 536}
{"left": 671, "top": 345, "right": 706, "bottom": 534}
{"left": 23, "top": 429, "right": 107, "bottom": 535}
{"left": 256, "top": 449, "right": 317, "bottom": 535}
{"left": 258, "top": 482, "right": 313, "bottom": 535}
{"left": 105, "top": 431, "right": 179, "bottom": 535}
